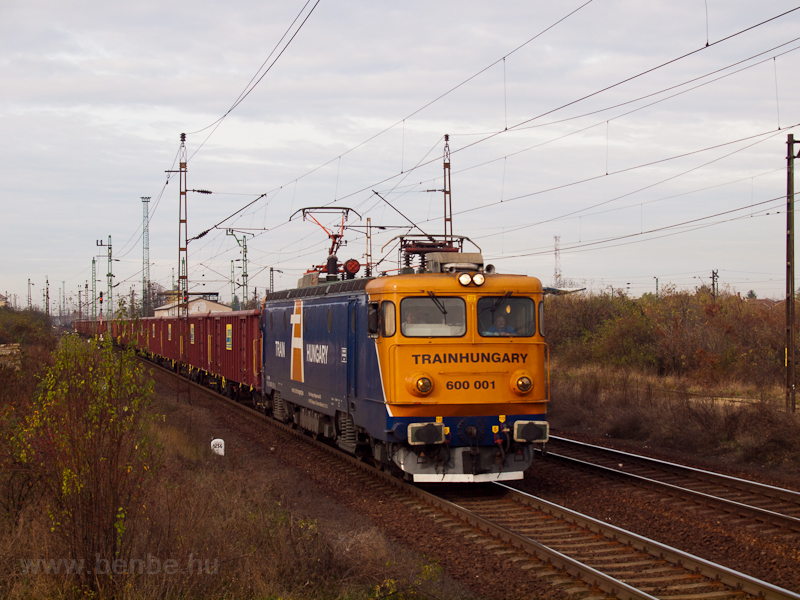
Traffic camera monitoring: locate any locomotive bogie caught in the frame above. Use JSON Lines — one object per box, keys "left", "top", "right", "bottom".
{"left": 392, "top": 443, "right": 535, "bottom": 483}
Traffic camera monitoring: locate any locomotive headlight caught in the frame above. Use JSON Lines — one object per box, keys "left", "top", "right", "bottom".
{"left": 510, "top": 370, "right": 534, "bottom": 395}
{"left": 406, "top": 371, "right": 434, "bottom": 396}
{"left": 472, "top": 273, "right": 485, "bottom": 286}
{"left": 416, "top": 377, "right": 432, "bottom": 393}
{"left": 517, "top": 376, "right": 532, "bottom": 392}
{"left": 457, "top": 272, "right": 472, "bottom": 286}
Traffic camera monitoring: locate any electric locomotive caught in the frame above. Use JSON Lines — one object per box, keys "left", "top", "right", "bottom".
{"left": 260, "top": 236, "right": 549, "bottom": 482}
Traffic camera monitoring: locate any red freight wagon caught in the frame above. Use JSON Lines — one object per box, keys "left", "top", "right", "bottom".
{"left": 151, "top": 317, "right": 179, "bottom": 363}
{"left": 185, "top": 313, "right": 209, "bottom": 377}
{"left": 135, "top": 316, "right": 191, "bottom": 368}
{"left": 202, "top": 310, "right": 261, "bottom": 397}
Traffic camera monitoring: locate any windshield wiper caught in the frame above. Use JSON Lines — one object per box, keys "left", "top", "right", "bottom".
{"left": 491, "top": 291, "right": 512, "bottom": 314}
{"left": 427, "top": 291, "right": 448, "bottom": 317}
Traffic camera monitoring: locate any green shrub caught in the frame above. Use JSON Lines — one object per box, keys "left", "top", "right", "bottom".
{"left": 13, "top": 336, "right": 161, "bottom": 591}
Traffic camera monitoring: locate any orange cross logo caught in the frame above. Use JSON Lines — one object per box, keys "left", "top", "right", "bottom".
{"left": 290, "top": 300, "right": 304, "bottom": 382}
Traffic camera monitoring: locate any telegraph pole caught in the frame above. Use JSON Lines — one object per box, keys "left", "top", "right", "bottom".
{"left": 787, "top": 134, "right": 799, "bottom": 413}
{"left": 142, "top": 196, "right": 151, "bottom": 317}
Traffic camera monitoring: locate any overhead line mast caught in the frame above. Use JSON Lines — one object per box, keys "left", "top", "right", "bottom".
{"left": 142, "top": 196, "right": 151, "bottom": 317}
{"left": 443, "top": 134, "right": 453, "bottom": 243}
{"left": 165, "top": 133, "right": 191, "bottom": 406}
{"left": 227, "top": 229, "right": 249, "bottom": 305}
{"left": 178, "top": 134, "right": 188, "bottom": 319}
{"left": 787, "top": 133, "right": 799, "bottom": 414}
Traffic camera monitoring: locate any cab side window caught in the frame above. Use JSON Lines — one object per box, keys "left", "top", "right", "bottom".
{"left": 381, "top": 301, "right": 396, "bottom": 337}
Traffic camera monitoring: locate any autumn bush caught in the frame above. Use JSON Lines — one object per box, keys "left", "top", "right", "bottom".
{"left": 0, "top": 310, "right": 56, "bottom": 526}
{"left": 545, "top": 287, "right": 800, "bottom": 469}
{"left": 0, "top": 334, "right": 161, "bottom": 597}
{"left": 546, "top": 286, "right": 785, "bottom": 387}
{"left": 0, "top": 306, "right": 56, "bottom": 349}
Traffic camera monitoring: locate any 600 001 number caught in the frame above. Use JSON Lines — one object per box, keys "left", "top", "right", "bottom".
{"left": 446, "top": 380, "right": 495, "bottom": 390}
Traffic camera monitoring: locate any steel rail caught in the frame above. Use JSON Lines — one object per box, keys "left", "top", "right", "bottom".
{"left": 496, "top": 482, "right": 800, "bottom": 600}
{"left": 546, "top": 436, "right": 800, "bottom": 532}
{"left": 551, "top": 435, "right": 800, "bottom": 503}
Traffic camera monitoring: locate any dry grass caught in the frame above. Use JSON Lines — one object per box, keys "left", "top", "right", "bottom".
{"left": 549, "top": 365, "right": 800, "bottom": 472}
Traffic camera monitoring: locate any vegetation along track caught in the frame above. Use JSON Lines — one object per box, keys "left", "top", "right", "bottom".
{"left": 542, "top": 436, "right": 800, "bottom": 536}
{"left": 147, "top": 360, "right": 800, "bottom": 600}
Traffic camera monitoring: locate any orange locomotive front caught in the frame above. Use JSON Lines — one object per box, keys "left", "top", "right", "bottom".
{"left": 366, "top": 252, "right": 549, "bottom": 482}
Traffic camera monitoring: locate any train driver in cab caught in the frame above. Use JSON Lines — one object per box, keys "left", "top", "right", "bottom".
{"left": 485, "top": 314, "right": 517, "bottom": 337}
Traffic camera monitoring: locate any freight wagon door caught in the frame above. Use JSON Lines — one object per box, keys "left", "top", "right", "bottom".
{"left": 347, "top": 300, "right": 358, "bottom": 399}
{"left": 215, "top": 318, "right": 221, "bottom": 374}
{"left": 239, "top": 317, "right": 247, "bottom": 383}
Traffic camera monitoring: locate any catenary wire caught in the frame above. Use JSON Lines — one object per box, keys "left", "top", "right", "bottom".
{"left": 188, "top": 0, "right": 323, "bottom": 162}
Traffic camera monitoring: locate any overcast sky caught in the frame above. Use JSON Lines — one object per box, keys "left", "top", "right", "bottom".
{"left": 3, "top": 0, "right": 800, "bottom": 311}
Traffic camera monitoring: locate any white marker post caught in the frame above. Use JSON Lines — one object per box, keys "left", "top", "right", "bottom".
{"left": 211, "top": 438, "right": 225, "bottom": 456}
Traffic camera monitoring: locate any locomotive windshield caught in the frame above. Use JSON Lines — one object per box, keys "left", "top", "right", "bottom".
{"left": 478, "top": 296, "right": 536, "bottom": 337}
{"left": 400, "top": 297, "right": 466, "bottom": 337}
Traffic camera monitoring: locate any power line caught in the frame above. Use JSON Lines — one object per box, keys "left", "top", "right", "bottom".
{"left": 186, "top": 0, "right": 323, "bottom": 162}
{"left": 462, "top": 166, "right": 785, "bottom": 237}
{"left": 451, "top": 34, "right": 800, "bottom": 138}
{"left": 465, "top": 126, "right": 792, "bottom": 239}
{"left": 437, "top": 41, "right": 800, "bottom": 185}
{"left": 496, "top": 194, "right": 785, "bottom": 259}
{"left": 503, "top": 5, "right": 800, "bottom": 134}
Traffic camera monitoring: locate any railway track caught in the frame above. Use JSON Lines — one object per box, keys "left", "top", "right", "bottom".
{"left": 149, "top": 361, "right": 800, "bottom": 600}
{"left": 542, "top": 435, "right": 800, "bottom": 536}
{"left": 435, "top": 483, "right": 800, "bottom": 600}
